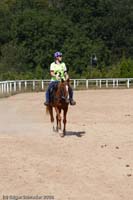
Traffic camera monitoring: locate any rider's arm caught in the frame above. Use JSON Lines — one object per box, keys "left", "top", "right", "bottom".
{"left": 50, "top": 70, "right": 60, "bottom": 80}
{"left": 63, "top": 63, "right": 69, "bottom": 80}
{"left": 50, "top": 63, "right": 58, "bottom": 78}
{"left": 50, "top": 70, "right": 56, "bottom": 77}
{"left": 64, "top": 71, "right": 69, "bottom": 80}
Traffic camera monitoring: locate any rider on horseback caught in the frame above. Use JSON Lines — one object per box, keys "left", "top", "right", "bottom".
{"left": 44, "top": 51, "right": 76, "bottom": 106}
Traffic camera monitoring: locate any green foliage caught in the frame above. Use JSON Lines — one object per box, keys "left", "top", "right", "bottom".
{"left": 35, "top": 64, "right": 44, "bottom": 79}
{"left": 0, "top": 0, "right": 132, "bottom": 80}
{"left": 119, "top": 57, "right": 133, "bottom": 78}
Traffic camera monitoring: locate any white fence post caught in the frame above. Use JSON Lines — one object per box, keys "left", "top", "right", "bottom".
{"left": 127, "top": 79, "right": 130, "bottom": 88}
{"left": 73, "top": 79, "right": 76, "bottom": 89}
{"left": 10, "top": 82, "right": 12, "bottom": 93}
{"left": 42, "top": 81, "right": 44, "bottom": 90}
{"left": 14, "top": 82, "right": 16, "bottom": 92}
{"left": 113, "top": 79, "right": 115, "bottom": 88}
{"left": 99, "top": 80, "right": 102, "bottom": 88}
{"left": 116, "top": 79, "right": 119, "bottom": 88}
{"left": 25, "top": 81, "right": 27, "bottom": 90}
{"left": 19, "top": 81, "right": 21, "bottom": 91}
{"left": 86, "top": 80, "right": 88, "bottom": 89}
{"left": 96, "top": 80, "right": 98, "bottom": 87}
{"left": 33, "top": 81, "right": 35, "bottom": 90}
{"left": 1, "top": 83, "right": 4, "bottom": 94}
{"left": 106, "top": 80, "right": 108, "bottom": 88}
{"left": 0, "top": 83, "right": 2, "bottom": 93}
{"left": 6, "top": 82, "right": 9, "bottom": 93}
{"left": 4, "top": 83, "right": 6, "bottom": 93}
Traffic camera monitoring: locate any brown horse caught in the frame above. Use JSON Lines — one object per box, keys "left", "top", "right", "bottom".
{"left": 46, "top": 80, "right": 69, "bottom": 137}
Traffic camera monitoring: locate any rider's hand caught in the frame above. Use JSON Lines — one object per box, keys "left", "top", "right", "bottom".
{"left": 55, "top": 74, "right": 60, "bottom": 80}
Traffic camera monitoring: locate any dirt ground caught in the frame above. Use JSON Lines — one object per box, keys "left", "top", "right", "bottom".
{"left": 0, "top": 89, "right": 133, "bottom": 200}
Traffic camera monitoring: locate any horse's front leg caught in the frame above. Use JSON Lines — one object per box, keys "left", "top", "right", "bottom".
{"left": 55, "top": 107, "right": 63, "bottom": 136}
{"left": 58, "top": 108, "right": 64, "bottom": 137}
{"left": 56, "top": 113, "right": 58, "bottom": 132}
{"left": 58, "top": 108, "right": 62, "bottom": 131}
{"left": 63, "top": 107, "right": 68, "bottom": 135}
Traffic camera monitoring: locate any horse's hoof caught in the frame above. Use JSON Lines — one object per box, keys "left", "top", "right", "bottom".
{"left": 53, "top": 126, "right": 58, "bottom": 132}
{"left": 60, "top": 132, "right": 64, "bottom": 137}
{"left": 59, "top": 129, "right": 64, "bottom": 137}
{"left": 53, "top": 126, "right": 56, "bottom": 132}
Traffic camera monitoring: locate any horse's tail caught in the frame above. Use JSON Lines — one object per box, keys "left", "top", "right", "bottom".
{"left": 46, "top": 105, "right": 54, "bottom": 122}
{"left": 46, "top": 106, "right": 50, "bottom": 115}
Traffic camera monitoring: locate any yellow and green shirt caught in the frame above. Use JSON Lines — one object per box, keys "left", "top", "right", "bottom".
{"left": 50, "top": 62, "right": 67, "bottom": 81}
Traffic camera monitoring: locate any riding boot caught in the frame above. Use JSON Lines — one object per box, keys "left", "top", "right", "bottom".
{"left": 68, "top": 86, "right": 76, "bottom": 105}
{"left": 44, "top": 84, "right": 51, "bottom": 106}
{"left": 70, "top": 99, "right": 76, "bottom": 105}
{"left": 44, "top": 101, "right": 49, "bottom": 106}
{"left": 65, "top": 98, "right": 70, "bottom": 104}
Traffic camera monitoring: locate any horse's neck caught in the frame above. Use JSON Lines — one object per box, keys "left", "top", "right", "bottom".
{"left": 57, "top": 82, "right": 68, "bottom": 97}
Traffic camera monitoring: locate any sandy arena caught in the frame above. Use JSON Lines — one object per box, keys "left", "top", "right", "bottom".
{"left": 0, "top": 89, "right": 133, "bottom": 200}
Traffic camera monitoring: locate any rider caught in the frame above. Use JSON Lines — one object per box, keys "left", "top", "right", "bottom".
{"left": 44, "top": 51, "right": 76, "bottom": 106}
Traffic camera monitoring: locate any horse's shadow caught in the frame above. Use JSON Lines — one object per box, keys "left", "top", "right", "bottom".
{"left": 65, "top": 131, "right": 86, "bottom": 137}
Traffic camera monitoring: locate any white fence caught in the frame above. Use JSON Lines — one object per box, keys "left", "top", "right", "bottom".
{"left": 0, "top": 78, "right": 133, "bottom": 97}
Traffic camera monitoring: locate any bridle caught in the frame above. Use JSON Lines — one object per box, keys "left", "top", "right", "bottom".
{"left": 59, "top": 81, "right": 69, "bottom": 102}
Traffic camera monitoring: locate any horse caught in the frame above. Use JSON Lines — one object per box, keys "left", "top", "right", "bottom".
{"left": 46, "top": 79, "right": 69, "bottom": 137}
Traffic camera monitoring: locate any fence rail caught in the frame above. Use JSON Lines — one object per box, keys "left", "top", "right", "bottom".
{"left": 0, "top": 78, "right": 133, "bottom": 97}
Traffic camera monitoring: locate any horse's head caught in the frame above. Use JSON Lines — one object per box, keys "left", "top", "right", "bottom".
{"left": 58, "top": 80, "right": 69, "bottom": 103}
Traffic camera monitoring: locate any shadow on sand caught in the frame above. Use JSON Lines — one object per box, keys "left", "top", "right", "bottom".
{"left": 65, "top": 131, "right": 86, "bottom": 137}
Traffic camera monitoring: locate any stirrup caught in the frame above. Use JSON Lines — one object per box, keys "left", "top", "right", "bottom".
{"left": 44, "top": 101, "right": 49, "bottom": 106}
{"left": 65, "top": 99, "right": 70, "bottom": 104}
{"left": 70, "top": 100, "right": 76, "bottom": 105}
